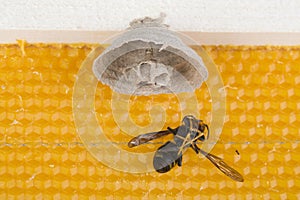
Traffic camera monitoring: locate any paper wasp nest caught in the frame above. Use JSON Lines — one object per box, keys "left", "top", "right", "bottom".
{"left": 93, "top": 14, "right": 208, "bottom": 95}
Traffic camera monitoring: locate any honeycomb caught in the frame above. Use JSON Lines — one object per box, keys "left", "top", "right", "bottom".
{"left": 0, "top": 42, "right": 299, "bottom": 199}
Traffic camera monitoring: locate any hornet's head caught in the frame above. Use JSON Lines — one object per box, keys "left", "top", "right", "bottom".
{"left": 182, "top": 115, "right": 210, "bottom": 141}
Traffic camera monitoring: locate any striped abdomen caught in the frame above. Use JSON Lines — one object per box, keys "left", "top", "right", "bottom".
{"left": 153, "top": 141, "right": 182, "bottom": 173}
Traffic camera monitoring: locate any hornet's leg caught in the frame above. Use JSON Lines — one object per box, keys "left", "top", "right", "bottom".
{"left": 191, "top": 141, "right": 200, "bottom": 154}
{"left": 177, "top": 154, "right": 183, "bottom": 167}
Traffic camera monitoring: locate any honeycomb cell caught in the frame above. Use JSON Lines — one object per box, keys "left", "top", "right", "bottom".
{"left": 0, "top": 43, "right": 300, "bottom": 198}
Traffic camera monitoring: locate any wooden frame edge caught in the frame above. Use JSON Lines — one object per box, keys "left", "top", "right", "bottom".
{"left": 0, "top": 30, "right": 300, "bottom": 45}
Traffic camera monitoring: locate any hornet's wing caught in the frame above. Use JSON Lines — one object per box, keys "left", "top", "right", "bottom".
{"left": 128, "top": 127, "right": 179, "bottom": 148}
{"left": 198, "top": 148, "right": 244, "bottom": 182}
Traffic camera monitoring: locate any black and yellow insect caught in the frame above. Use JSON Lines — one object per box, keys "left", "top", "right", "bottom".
{"left": 128, "top": 115, "right": 244, "bottom": 182}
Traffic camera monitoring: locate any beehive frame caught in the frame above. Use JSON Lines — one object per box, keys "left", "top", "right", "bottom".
{"left": 0, "top": 32, "right": 299, "bottom": 198}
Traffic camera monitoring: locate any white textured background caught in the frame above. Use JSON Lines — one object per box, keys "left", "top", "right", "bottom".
{"left": 1, "top": 0, "right": 300, "bottom": 32}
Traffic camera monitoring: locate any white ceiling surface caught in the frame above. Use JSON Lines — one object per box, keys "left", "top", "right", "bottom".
{"left": 1, "top": 0, "right": 300, "bottom": 32}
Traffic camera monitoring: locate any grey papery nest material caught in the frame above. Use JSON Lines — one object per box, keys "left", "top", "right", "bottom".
{"left": 93, "top": 13, "right": 208, "bottom": 96}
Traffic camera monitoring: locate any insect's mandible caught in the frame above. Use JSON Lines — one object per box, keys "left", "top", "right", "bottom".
{"left": 128, "top": 115, "right": 244, "bottom": 182}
